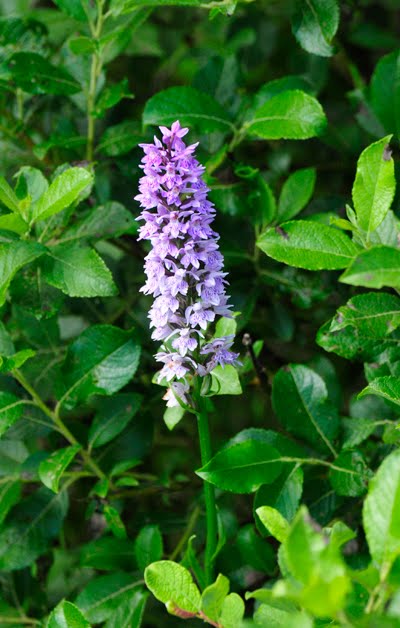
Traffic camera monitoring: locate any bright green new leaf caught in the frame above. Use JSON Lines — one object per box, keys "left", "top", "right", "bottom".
{"left": 255, "top": 466, "right": 303, "bottom": 536}
{"left": 143, "top": 86, "right": 235, "bottom": 134}
{"left": 219, "top": 593, "right": 245, "bottom": 628}
{"left": 163, "top": 405, "right": 185, "bottom": 431}
{"left": 291, "top": 0, "right": 339, "bottom": 57}
{"left": 352, "top": 136, "right": 395, "bottom": 234}
{"left": 33, "top": 167, "right": 93, "bottom": 222}
{"left": 89, "top": 393, "right": 142, "bottom": 448}
{"left": 200, "top": 574, "right": 229, "bottom": 623}
{"left": 257, "top": 220, "right": 358, "bottom": 270}
{"left": 278, "top": 168, "right": 316, "bottom": 222}
{"left": 0, "top": 391, "right": 25, "bottom": 437}
{"left": 0, "top": 240, "right": 45, "bottom": 306}
{"left": 256, "top": 506, "right": 290, "bottom": 543}
{"left": 144, "top": 561, "right": 201, "bottom": 616}
{"left": 0, "top": 176, "right": 19, "bottom": 213}
{"left": 272, "top": 364, "right": 339, "bottom": 455}
{"left": 246, "top": 90, "right": 327, "bottom": 140}
{"left": 359, "top": 376, "right": 400, "bottom": 407}
{"left": 39, "top": 444, "right": 81, "bottom": 493}
{"left": 43, "top": 243, "right": 117, "bottom": 298}
{"left": 363, "top": 449, "right": 400, "bottom": 568}
{"left": 134, "top": 524, "right": 163, "bottom": 571}
{"left": 340, "top": 245, "right": 400, "bottom": 288}
{"left": 59, "top": 325, "right": 141, "bottom": 410}
{"left": 210, "top": 364, "right": 242, "bottom": 396}
{"left": 197, "top": 433, "right": 282, "bottom": 493}
{"left": 46, "top": 600, "right": 91, "bottom": 628}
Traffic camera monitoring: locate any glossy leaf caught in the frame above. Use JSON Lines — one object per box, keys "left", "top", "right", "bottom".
{"left": 89, "top": 393, "right": 142, "bottom": 448}
{"left": 292, "top": 0, "right": 339, "bottom": 57}
{"left": 8, "top": 52, "right": 81, "bottom": 95}
{"left": 0, "top": 241, "right": 45, "bottom": 306}
{"left": 329, "top": 450, "right": 370, "bottom": 497}
{"left": 197, "top": 431, "right": 282, "bottom": 493}
{"left": 0, "top": 176, "right": 19, "bottom": 213}
{"left": 359, "top": 376, "right": 400, "bottom": 407}
{"left": 33, "top": 167, "right": 93, "bottom": 222}
{"left": 246, "top": 90, "right": 327, "bottom": 140}
{"left": 257, "top": 220, "right": 358, "bottom": 270}
{"left": 46, "top": 600, "right": 91, "bottom": 628}
{"left": 278, "top": 168, "right": 316, "bottom": 222}
{"left": 143, "top": 86, "right": 235, "bottom": 134}
{"left": 76, "top": 573, "right": 143, "bottom": 623}
{"left": 39, "top": 445, "right": 81, "bottom": 493}
{"left": 352, "top": 136, "right": 395, "bottom": 234}
{"left": 43, "top": 243, "right": 117, "bottom": 298}
{"left": 59, "top": 325, "right": 141, "bottom": 410}
{"left": 371, "top": 50, "right": 400, "bottom": 134}
{"left": 272, "top": 364, "right": 339, "bottom": 455}
{"left": 340, "top": 246, "right": 400, "bottom": 288}
{"left": 0, "top": 391, "right": 25, "bottom": 437}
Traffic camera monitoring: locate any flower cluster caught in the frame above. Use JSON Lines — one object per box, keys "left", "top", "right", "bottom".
{"left": 136, "top": 120, "right": 239, "bottom": 405}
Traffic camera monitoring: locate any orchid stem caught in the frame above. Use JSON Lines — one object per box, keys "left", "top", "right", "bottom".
{"left": 195, "top": 385, "right": 217, "bottom": 585}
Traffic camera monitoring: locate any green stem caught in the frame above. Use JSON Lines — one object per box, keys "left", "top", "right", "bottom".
{"left": 86, "top": 0, "right": 106, "bottom": 162}
{"left": 14, "top": 369, "right": 107, "bottom": 483}
{"left": 195, "top": 387, "right": 218, "bottom": 585}
{"left": 169, "top": 505, "right": 201, "bottom": 562}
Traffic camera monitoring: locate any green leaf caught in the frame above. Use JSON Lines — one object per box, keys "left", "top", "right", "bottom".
{"left": 210, "top": 365, "right": 242, "bottom": 396}
{"left": 246, "top": 90, "right": 327, "bottom": 140}
{"left": 163, "top": 405, "right": 185, "bottom": 431}
{"left": 371, "top": 50, "right": 400, "bottom": 135}
{"left": 284, "top": 507, "right": 351, "bottom": 616}
{"left": 103, "top": 505, "right": 127, "bottom": 539}
{"left": 197, "top": 433, "right": 282, "bottom": 493}
{"left": 97, "top": 121, "right": 143, "bottom": 156}
{"left": 62, "top": 201, "right": 137, "bottom": 242}
{"left": 237, "top": 524, "right": 275, "bottom": 573}
{"left": 340, "top": 245, "right": 400, "bottom": 289}
{"left": 272, "top": 364, "right": 339, "bottom": 455}
{"left": 291, "top": 0, "right": 339, "bottom": 57}
{"left": 0, "top": 213, "right": 28, "bottom": 235}
{"left": 342, "top": 417, "right": 378, "bottom": 450}
{"left": 52, "top": 0, "right": 89, "bottom": 21}
{"left": 43, "top": 243, "right": 117, "bottom": 298}
{"left": 94, "top": 79, "right": 133, "bottom": 117}
{"left": 0, "top": 391, "right": 25, "bottom": 437}
{"left": 0, "top": 176, "right": 19, "bottom": 213}
{"left": 134, "top": 524, "right": 163, "bottom": 571}
{"left": 200, "top": 574, "right": 229, "bottom": 624}
{"left": 363, "top": 448, "right": 400, "bottom": 568}
{"left": 144, "top": 561, "right": 201, "bottom": 616}
{"left": 69, "top": 36, "right": 97, "bottom": 55}
{"left": 80, "top": 536, "right": 136, "bottom": 571}
{"left": 143, "top": 86, "right": 235, "bottom": 134}
{"left": 39, "top": 445, "right": 81, "bottom": 493}
{"left": 112, "top": 0, "right": 201, "bottom": 11}
{"left": 257, "top": 220, "right": 358, "bottom": 270}
{"left": 329, "top": 450, "right": 370, "bottom": 497}
{"left": 255, "top": 466, "right": 303, "bottom": 536}
{"left": 104, "top": 590, "right": 148, "bottom": 628}
{"left": 0, "top": 486, "right": 68, "bottom": 570}
{"left": 256, "top": 506, "right": 290, "bottom": 543}
{"left": 89, "top": 393, "right": 142, "bottom": 449}
{"left": 278, "top": 168, "right": 316, "bottom": 222}
{"left": 352, "top": 136, "right": 395, "bottom": 234}
{"left": 59, "top": 325, "right": 141, "bottom": 410}
{"left": 47, "top": 600, "right": 91, "bottom": 628}
{"left": 0, "top": 240, "right": 45, "bottom": 306}
{"left": 219, "top": 593, "right": 245, "bottom": 628}
{"left": 359, "top": 376, "right": 400, "bottom": 407}
{"left": 0, "top": 480, "right": 21, "bottom": 526}
{"left": 76, "top": 573, "right": 143, "bottom": 623}
{"left": 253, "top": 603, "right": 312, "bottom": 628}
{"left": 33, "top": 167, "right": 93, "bottom": 222}
{"left": 8, "top": 52, "right": 81, "bottom": 95}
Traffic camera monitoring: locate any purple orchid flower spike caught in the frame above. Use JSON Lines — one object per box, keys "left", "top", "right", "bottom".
{"left": 136, "top": 121, "right": 239, "bottom": 407}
